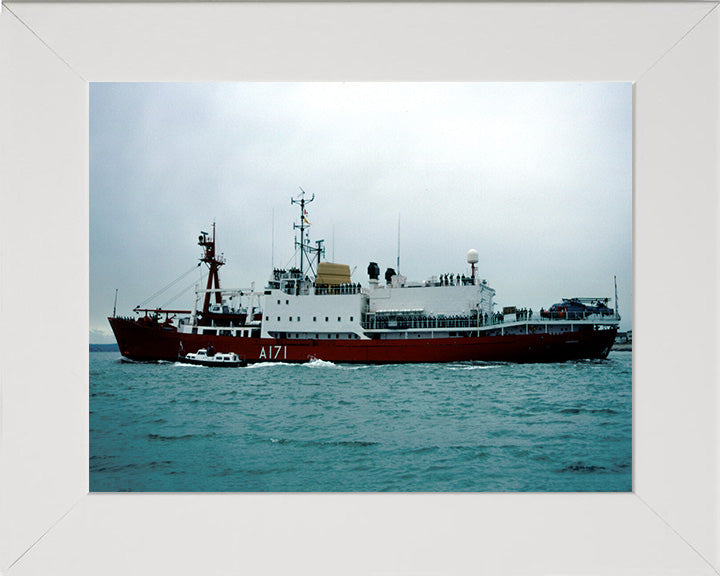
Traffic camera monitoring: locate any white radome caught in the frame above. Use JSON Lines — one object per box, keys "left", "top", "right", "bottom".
{"left": 467, "top": 249, "right": 479, "bottom": 264}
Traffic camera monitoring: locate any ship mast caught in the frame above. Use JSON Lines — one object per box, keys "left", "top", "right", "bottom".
{"left": 198, "top": 222, "right": 225, "bottom": 315}
{"left": 291, "top": 188, "right": 325, "bottom": 279}
{"left": 614, "top": 275, "right": 620, "bottom": 320}
{"left": 396, "top": 213, "right": 401, "bottom": 274}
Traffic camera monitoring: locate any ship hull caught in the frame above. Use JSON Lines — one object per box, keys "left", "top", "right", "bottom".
{"left": 109, "top": 317, "right": 616, "bottom": 364}
{"left": 109, "top": 317, "right": 181, "bottom": 362}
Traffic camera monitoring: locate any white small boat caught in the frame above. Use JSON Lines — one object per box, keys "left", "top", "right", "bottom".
{"left": 178, "top": 347, "right": 246, "bottom": 367}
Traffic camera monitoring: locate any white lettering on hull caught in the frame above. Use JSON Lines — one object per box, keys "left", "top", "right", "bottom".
{"left": 259, "top": 345, "right": 287, "bottom": 360}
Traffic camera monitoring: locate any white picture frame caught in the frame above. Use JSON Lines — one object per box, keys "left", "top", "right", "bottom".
{"left": 1, "top": 2, "right": 718, "bottom": 574}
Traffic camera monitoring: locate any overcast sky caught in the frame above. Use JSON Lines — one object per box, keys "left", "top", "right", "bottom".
{"left": 90, "top": 82, "right": 632, "bottom": 343}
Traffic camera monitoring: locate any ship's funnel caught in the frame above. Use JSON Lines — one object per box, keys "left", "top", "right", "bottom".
{"left": 367, "top": 262, "right": 380, "bottom": 281}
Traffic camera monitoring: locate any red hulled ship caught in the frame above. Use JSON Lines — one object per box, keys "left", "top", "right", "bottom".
{"left": 109, "top": 191, "right": 619, "bottom": 363}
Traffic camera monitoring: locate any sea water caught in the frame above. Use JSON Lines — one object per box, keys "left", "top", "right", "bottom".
{"left": 90, "top": 351, "right": 632, "bottom": 492}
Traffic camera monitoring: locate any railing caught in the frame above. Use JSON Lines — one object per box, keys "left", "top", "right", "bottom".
{"left": 314, "top": 283, "right": 363, "bottom": 296}
{"left": 361, "top": 312, "right": 619, "bottom": 331}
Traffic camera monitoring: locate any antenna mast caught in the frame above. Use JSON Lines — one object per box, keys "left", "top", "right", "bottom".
{"left": 113, "top": 288, "right": 118, "bottom": 317}
{"left": 397, "top": 213, "right": 401, "bottom": 274}
{"left": 292, "top": 187, "right": 319, "bottom": 278}
{"left": 614, "top": 275, "right": 620, "bottom": 320}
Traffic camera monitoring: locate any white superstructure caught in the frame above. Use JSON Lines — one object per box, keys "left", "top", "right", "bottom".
{"left": 261, "top": 290, "right": 366, "bottom": 339}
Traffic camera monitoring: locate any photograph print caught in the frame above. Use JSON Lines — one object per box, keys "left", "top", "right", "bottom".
{"left": 90, "top": 82, "right": 632, "bottom": 492}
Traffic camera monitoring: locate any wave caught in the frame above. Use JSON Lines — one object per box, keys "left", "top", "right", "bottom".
{"left": 269, "top": 437, "right": 379, "bottom": 448}
{"left": 245, "top": 358, "right": 370, "bottom": 370}
{"left": 558, "top": 407, "right": 619, "bottom": 415}
{"left": 246, "top": 361, "right": 296, "bottom": 369}
{"left": 119, "top": 357, "right": 173, "bottom": 365}
{"left": 147, "top": 432, "right": 217, "bottom": 441}
{"left": 446, "top": 364, "right": 500, "bottom": 371}
{"left": 92, "top": 460, "right": 176, "bottom": 473}
{"left": 304, "top": 358, "right": 369, "bottom": 370}
{"left": 558, "top": 461, "right": 607, "bottom": 474}
{"left": 304, "top": 358, "right": 338, "bottom": 369}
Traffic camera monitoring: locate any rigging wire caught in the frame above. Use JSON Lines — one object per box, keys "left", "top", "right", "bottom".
{"left": 284, "top": 249, "right": 299, "bottom": 271}
{"left": 137, "top": 263, "right": 201, "bottom": 308}
{"left": 160, "top": 271, "right": 207, "bottom": 309}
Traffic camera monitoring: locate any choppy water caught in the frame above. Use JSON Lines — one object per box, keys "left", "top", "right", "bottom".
{"left": 90, "top": 351, "right": 632, "bottom": 492}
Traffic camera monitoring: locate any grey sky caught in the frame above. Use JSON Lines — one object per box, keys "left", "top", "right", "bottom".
{"left": 90, "top": 82, "right": 632, "bottom": 343}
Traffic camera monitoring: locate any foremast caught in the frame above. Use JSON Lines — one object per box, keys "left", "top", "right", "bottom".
{"left": 198, "top": 222, "right": 225, "bottom": 315}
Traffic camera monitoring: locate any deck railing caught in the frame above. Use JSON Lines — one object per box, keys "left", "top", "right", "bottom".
{"left": 361, "top": 312, "right": 618, "bottom": 331}
{"left": 314, "top": 283, "right": 363, "bottom": 296}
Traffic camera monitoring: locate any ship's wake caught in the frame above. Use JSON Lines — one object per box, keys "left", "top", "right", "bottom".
{"left": 119, "top": 357, "right": 173, "bottom": 365}
{"left": 304, "top": 358, "right": 371, "bottom": 370}
{"left": 446, "top": 363, "right": 500, "bottom": 371}
{"left": 246, "top": 361, "right": 295, "bottom": 369}
{"left": 245, "top": 358, "right": 370, "bottom": 370}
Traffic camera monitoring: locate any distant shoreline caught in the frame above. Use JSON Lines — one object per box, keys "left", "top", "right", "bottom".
{"left": 90, "top": 343, "right": 119, "bottom": 352}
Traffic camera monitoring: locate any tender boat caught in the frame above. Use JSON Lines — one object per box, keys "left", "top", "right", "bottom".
{"left": 178, "top": 347, "right": 247, "bottom": 367}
